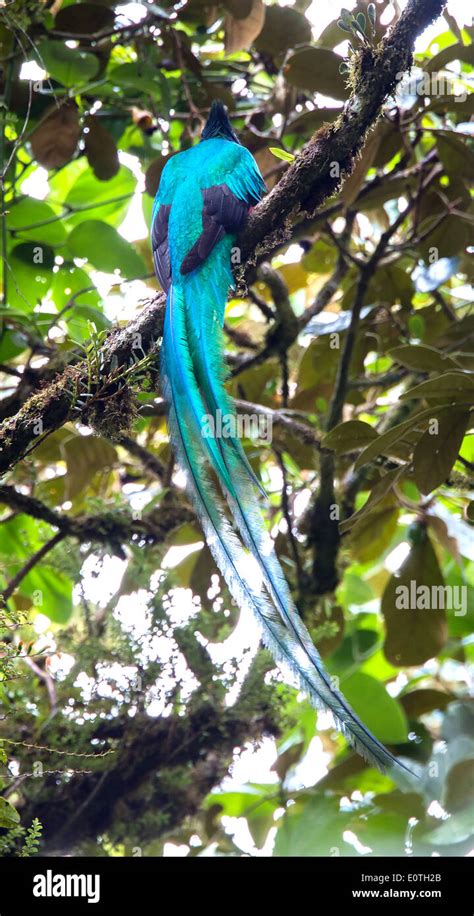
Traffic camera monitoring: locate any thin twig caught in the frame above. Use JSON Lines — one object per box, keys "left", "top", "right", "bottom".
{"left": 1, "top": 532, "right": 64, "bottom": 602}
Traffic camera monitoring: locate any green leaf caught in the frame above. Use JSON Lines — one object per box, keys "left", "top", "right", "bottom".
{"left": 273, "top": 795, "right": 348, "bottom": 856}
{"left": 354, "top": 405, "right": 460, "bottom": 470}
{"left": 336, "top": 573, "right": 375, "bottom": 608}
{"left": 254, "top": 5, "right": 311, "bottom": 57}
{"left": 328, "top": 629, "right": 379, "bottom": 679}
{"left": 322, "top": 420, "right": 378, "bottom": 454}
{"left": 301, "top": 238, "right": 337, "bottom": 274}
{"left": 0, "top": 797, "right": 20, "bottom": 829}
{"left": 340, "top": 8, "right": 354, "bottom": 26}
{"left": 7, "top": 198, "right": 67, "bottom": 247}
{"left": 50, "top": 265, "right": 109, "bottom": 341}
{"left": 67, "top": 220, "right": 146, "bottom": 278}
{"left": 67, "top": 304, "right": 111, "bottom": 342}
{"left": 207, "top": 785, "right": 276, "bottom": 818}
{"left": 268, "top": 147, "right": 295, "bottom": 162}
{"left": 420, "top": 211, "right": 470, "bottom": 262}
{"left": 29, "top": 566, "right": 73, "bottom": 624}
{"left": 50, "top": 264, "right": 99, "bottom": 310}
{"left": 284, "top": 48, "right": 350, "bottom": 100}
{"left": 0, "top": 513, "right": 73, "bottom": 623}
{"left": 413, "top": 408, "right": 471, "bottom": 494}
{"left": 339, "top": 468, "right": 402, "bottom": 534}
{"left": 359, "top": 175, "right": 412, "bottom": 210}
{"left": 437, "top": 131, "right": 474, "bottom": 181}
{"left": 0, "top": 328, "right": 30, "bottom": 361}
{"left": 342, "top": 673, "right": 408, "bottom": 744}
{"left": 64, "top": 164, "right": 136, "bottom": 229}
{"left": 355, "top": 12, "right": 366, "bottom": 34}
{"left": 8, "top": 242, "right": 55, "bottom": 312}
{"left": 61, "top": 432, "right": 117, "bottom": 501}
{"left": 382, "top": 531, "right": 448, "bottom": 667}
{"left": 388, "top": 344, "right": 460, "bottom": 373}
{"left": 48, "top": 158, "right": 90, "bottom": 200}
{"left": 347, "top": 500, "right": 399, "bottom": 563}
{"left": 400, "top": 372, "right": 474, "bottom": 402}
{"left": 424, "top": 807, "right": 473, "bottom": 845}
{"left": 108, "top": 62, "right": 164, "bottom": 97}
{"left": 353, "top": 792, "right": 425, "bottom": 856}
{"left": 38, "top": 40, "right": 100, "bottom": 87}
{"left": 408, "top": 313, "right": 425, "bottom": 340}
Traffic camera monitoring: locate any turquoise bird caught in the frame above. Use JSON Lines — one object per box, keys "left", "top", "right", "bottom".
{"left": 151, "top": 101, "right": 411, "bottom": 775}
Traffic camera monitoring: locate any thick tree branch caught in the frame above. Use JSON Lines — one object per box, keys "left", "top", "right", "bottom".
{"left": 0, "top": 296, "right": 165, "bottom": 476}
{"left": 0, "top": 483, "right": 193, "bottom": 560}
{"left": 238, "top": 0, "right": 447, "bottom": 266}
{"left": 17, "top": 657, "right": 280, "bottom": 853}
{"left": 0, "top": 0, "right": 447, "bottom": 477}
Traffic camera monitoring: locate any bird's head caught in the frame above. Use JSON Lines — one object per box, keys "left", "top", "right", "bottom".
{"left": 201, "top": 100, "right": 241, "bottom": 144}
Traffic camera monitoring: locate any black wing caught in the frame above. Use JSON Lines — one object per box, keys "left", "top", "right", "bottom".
{"left": 151, "top": 203, "right": 171, "bottom": 293}
{"left": 180, "top": 184, "right": 248, "bottom": 276}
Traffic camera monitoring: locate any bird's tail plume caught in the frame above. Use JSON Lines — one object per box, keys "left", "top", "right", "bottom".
{"left": 162, "top": 279, "right": 413, "bottom": 776}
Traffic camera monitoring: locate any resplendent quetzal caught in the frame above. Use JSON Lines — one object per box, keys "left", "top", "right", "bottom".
{"left": 151, "top": 101, "right": 411, "bottom": 775}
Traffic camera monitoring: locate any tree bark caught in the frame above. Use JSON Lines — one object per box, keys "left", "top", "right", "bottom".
{"left": 0, "top": 0, "right": 447, "bottom": 478}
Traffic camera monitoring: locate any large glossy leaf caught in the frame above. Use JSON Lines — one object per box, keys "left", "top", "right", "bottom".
{"left": 84, "top": 115, "right": 120, "bottom": 181}
{"left": 7, "top": 198, "right": 67, "bottom": 247}
{"left": 285, "top": 47, "right": 349, "bottom": 100}
{"left": 400, "top": 372, "right": 474, "bottom": 403}
{"left": 389, "top": 344, "right": 460, "bottom": 373}
{"left": 0, "top": 797, "right": 20, "bottom": 829}
{"left": 8, "top": 242, "right": 55, "bottom": 311}
{"left": 273, "top": 795, "right": 350, "bottom": 856}
{"left": 224, "top": 0, "right": 265, "bottom": 53}
{"left": 64, "top": 165, "right": 136, "bottom": 228}
{"left": 354, "top": 405, "right": 462, "bottom": 469}
{"left": 0, "top": 515, "right": 73, "bottom": 623}
{"left": 382, "top": 530, "right": 448, "bottom": 666}
{"left": 67, "top": 220, "right": 146, "bottom": 278}
{"left": 54, "top": 2, "right": 116, "bottom": 34}
{"left": 347, "top": 500, "right": 399, "bottom": 563}
{"left": 30, "top": 101, "right": 80, "bottom": 169}
{"left": 322, "top": 420, "right": 378, "bottom": 453}
{"left": 254, "top": 5, "right": 311, "bottom": 56}
{"left": 341, "top": 672, "right": 408, "bottom": 744}
{"left": 38, "top": 40, "right": 100, "bottom": 87}
{"left": 413, "top": 408, "right": 471, "bottom": 494}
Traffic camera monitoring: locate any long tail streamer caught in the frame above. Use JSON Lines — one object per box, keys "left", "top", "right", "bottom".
{"left": 162, "top": 281, "right": 413, "bottom": 776}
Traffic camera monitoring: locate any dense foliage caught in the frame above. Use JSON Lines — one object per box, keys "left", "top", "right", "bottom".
{"left": 0, "top": 0, "right": 472, "bottom": 857}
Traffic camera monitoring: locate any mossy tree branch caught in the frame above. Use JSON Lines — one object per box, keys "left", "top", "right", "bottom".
{"left": 14, "top": 656, "right": 280, "bottom": 854}
{"left": 0, "top": 0, "right": 447, "bottom": 477}
{"left": 239, "top": 0, "right": 448, "bottom": 265}
{"left": 0, "top": 482, "right": 193, "bottom": 564}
